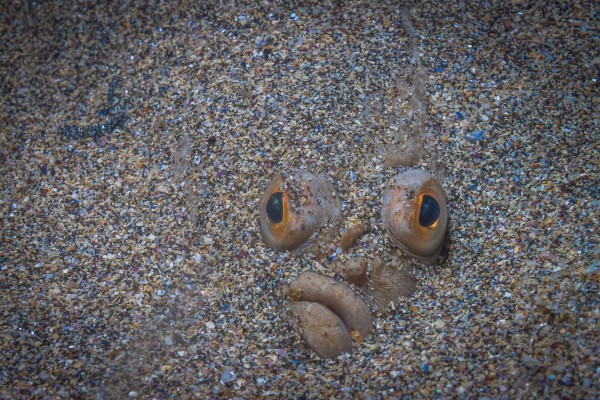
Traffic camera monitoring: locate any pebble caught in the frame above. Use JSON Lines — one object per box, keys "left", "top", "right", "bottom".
{"left": 220, "top": 369, "right": 237, "bottom": 385}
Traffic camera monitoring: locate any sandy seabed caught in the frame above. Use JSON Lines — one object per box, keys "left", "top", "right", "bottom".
{"left": 1, "top": 1, "right": 598, "bottom": 398}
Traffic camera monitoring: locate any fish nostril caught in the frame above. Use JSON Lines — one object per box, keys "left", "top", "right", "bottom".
{"left": 340, "top": 223, "right": 366, "bottom": 252}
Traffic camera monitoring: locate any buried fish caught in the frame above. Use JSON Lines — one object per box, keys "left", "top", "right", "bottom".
{"left": 258, "top": 167, "right": 448, "bottom": 358}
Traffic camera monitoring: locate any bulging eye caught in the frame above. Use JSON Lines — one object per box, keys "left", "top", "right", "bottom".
{"left": 259, "top": 169, "right": 340, "bottom": 251}
{"left": 381, "top": 169, "right": 447, "bottom": 264}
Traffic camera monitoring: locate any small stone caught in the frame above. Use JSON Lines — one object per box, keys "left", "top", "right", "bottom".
{"left": 220, "top": 368, "right": 236, "bottom": 384}
{"left": 65, "top": 280, "right": 80, "bottom": 291}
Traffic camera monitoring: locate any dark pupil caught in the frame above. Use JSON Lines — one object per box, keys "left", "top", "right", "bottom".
{"left": 266, "top": 192, "right": 284, "bottom": 223}
{"left": 419, "top": 195, "right": 440, "bottom": 227}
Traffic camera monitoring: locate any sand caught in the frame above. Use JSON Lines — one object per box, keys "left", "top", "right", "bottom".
{"left": 1, "top": 1, "right": 598, "bottom": 398}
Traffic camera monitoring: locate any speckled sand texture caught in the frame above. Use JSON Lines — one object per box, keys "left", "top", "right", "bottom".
{"left": 1, "top": 1, "right": 598, "bottom": 398}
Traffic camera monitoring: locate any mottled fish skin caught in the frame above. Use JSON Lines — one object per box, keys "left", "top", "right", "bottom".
{"left": 333, "top": 256, "right": 418, "bottom": 313}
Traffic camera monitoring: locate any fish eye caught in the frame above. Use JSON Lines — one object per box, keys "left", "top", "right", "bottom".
{"left": 418, "top": 194, "right": 440, "bottom": 227}
{"left": 382, "top": 169, "right": 448, "bottom": 264}
{"left": 266, "top": 192, "right": 284, "bottom": 223}
{"left": 259, "top": 169, "right": 340, "bottom": 251}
